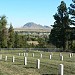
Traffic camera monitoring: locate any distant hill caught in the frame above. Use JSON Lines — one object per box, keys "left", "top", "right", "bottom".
{"left": 22, "top": 22, "right": 50, "bottom": 29}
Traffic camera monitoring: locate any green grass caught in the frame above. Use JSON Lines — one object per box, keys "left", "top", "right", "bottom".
{"left": 0, "top": 50, "right": 75, "bottom": 75}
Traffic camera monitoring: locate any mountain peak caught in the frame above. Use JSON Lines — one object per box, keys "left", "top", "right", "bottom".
{"left": 22, "top": 22, "right": 50, "bottom": 29}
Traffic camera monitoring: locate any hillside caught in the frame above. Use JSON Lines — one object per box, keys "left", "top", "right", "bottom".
{"left": 22, "top": 22, "right": 50, "bottom": 29}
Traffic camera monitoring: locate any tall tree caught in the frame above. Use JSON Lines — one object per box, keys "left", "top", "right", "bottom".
{"left": 69, "top": 0, "right": 75, "bottom": 49}
{"left": 14, "top": 32, "right": 20, "bottom": 48}
{"left": 69, "top": 0, "right": 75, "bottom": 25}
{"left": 0, "top": 15, "right": 7, "bottom": 48}
{"left": 8, "top": 23, "right": 14, "bottom": 48}
{"left": 49, "top": 1, "right": 70, "bottom": 51}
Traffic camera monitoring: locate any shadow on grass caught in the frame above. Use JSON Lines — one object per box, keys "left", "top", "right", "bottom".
{"left": 24, "top": 66, "right": 35, "bottom": 69}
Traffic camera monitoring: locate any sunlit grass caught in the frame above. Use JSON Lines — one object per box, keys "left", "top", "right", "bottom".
{"left": 0, "top": 50, "right": 75, "bottom": 75}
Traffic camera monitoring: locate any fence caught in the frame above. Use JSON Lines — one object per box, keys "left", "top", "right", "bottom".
{"left": 0, "top": 48, "right": 62, "bottom": 52}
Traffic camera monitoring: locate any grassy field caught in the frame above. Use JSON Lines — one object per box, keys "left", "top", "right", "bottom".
{"left": 0, "top": 50, "right": 75, "bottom": 75}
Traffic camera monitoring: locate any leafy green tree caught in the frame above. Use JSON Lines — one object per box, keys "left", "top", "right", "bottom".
{"left": 8, "top": 23, "right": 14, "bottom": 48}
{"left": 0, "top": 15, "right": 7, "bottom": 48}
{"left": 49, "top": 1, "right": 70, "bottom": 51}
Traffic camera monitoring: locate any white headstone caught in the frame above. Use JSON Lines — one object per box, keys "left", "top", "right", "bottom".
{"left": 32, "top": 53, "right": 34, "bottom": 57}
{"left": 71, "top": 53, "right": 73, "bottom": 56}
{"left": 12, "top": 56, "right": 15, "bottom": 62}
{"left": 22, "top": 53, "right": 23, "bottom": 56}
{"left": 24, "top": 53, "right": 25, "bottom": 56}
{"left": 18, "top": 53, "right": 20, "bottom": 56}
{"left": 5, "top": 56, "right": 7, "bottom": 61}
{"left": 49, "top": 55, "right": 52, "bottom": 59}
{"left": 40, "top": 54, "right": 42, "bottom": 58}
{"left": 50, "top": 52, "right": 53, "bottom": 56}
{"left": 69, "top": 53, "right": 71, "bottom": 58}
{"left": 60, "top": 53, "right": 62, "bottom": 56}
{"left": 60, "top": 55, "right": 63, "bottom": 61}
{"left": 24, "top": 57, "right": 27, "bottom": 65}
{"left": 0, "top": 55, "right": 2, "bottom": 60}
{"left": 36, "top": 59, "right": 40, "bottom": 69}
{"left": 59, "top": 64, "right": 64, "bottom": 75}
{"left": 26, "top": 53, "right": 28, "bottom": 57}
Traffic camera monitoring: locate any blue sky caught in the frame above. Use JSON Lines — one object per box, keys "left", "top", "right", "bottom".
{"left": 0, "top": 0, "right": 72, "bottom": 28}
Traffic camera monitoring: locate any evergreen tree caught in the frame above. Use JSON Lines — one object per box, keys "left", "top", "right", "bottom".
{"left": 8, "top": 23, "right": 14, "bottom": 48}
{"left": 69, "top": 0, "right": 75, "bottom": 25}
{"left": 14, "top": 32, "right": 20, "bottom": 48}
{"left": 49, "top": 1, "right": 70, "bottom": 51}
{"left": 0, "top": 15, "right": 7, "bottom": 48}
{"left": 69, "top": 0, "right": 75, "bottom": 49}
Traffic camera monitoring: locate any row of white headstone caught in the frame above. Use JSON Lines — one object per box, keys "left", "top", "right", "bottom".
{"left": 18, "top": 52, "right": 74, "bottom": 61}
{"left": 0, "top": 52, "right": 74, "bottom": 61}
{"left": 1, "top": 54, "right": 73, "bottom": 75}
{"left": 12, "top": 56, "right": 64, "bottom": 75}
{"left": 59, "top": 53, "right": 74, "bottom": 61}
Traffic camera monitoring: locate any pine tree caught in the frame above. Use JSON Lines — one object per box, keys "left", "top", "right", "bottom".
{"left": 69, "top": 0, "right": 75, "bottom": 25}
{"left": 49, "top": 1, "right": 70, "bottom": 51}
{"left": 8, "top": 24, "right": 14, "bottom": 48}
{"left": 69, "top": 0, "right": 75, "bottom": 49}
{"left": 0, "top": 15, "right": 7, "bottom": 48}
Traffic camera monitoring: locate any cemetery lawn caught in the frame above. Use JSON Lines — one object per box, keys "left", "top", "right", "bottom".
{"left": 0, "top": 50, "right": 75, "bottom": 75}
